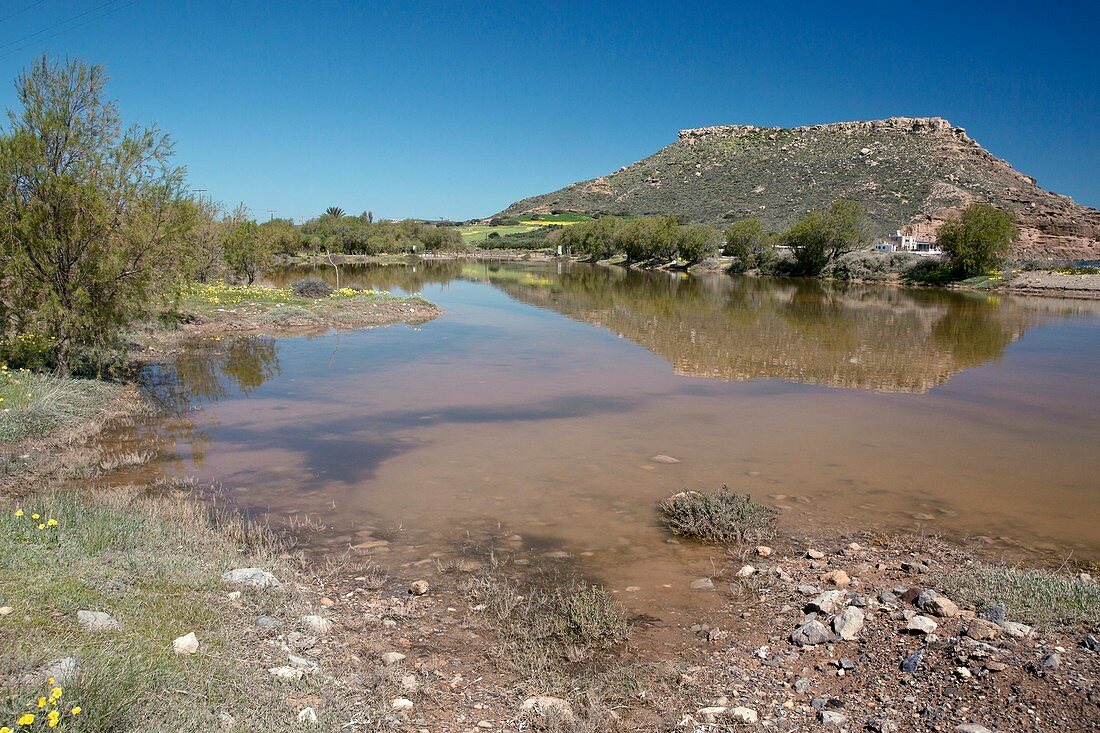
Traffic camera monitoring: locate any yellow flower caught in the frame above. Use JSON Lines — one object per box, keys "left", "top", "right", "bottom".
{"left": 46, "top": 710, "right": 59, "bottom": 727}
{"left": 16, "top": 713, "right": 34, "bottom": 725}
{"left": 38, "top": 523, "right": 45, "bottom": 530}
{"left": 31, "top": 513, "right": 40, "bottom": 520}
{"left": 49, "top": 687, "right": 61, "bottom": 701}
{"left": 70, "top": 706, "right": 81, "bottom": 715}
{"left": 47, "top": 677, "right": 55, "bottom": 685}
{"left": 2, "top": 725, "right": 13, "bottom": 733}
{"left": 46, "top": 518, "right": 58, "bottom": 527}
{"left": 13, "top": 509, "right": 23, "bottom": 517}
{"left": 37, "top": 696, "right": 47, "bottom": 707}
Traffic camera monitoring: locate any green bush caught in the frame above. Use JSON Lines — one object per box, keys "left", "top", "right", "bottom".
{"left": 938, "top": 204, "right": 1018, "bottom": 277}
{"left": 290, "top": 278, "right": 334, "bottom": 297}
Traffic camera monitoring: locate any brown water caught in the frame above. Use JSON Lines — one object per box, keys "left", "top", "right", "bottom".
{"left": 108, "top": 261, "right": 1100, "bottom": 618}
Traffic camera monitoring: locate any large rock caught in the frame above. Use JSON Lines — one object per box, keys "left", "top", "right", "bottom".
{"left": 221, "top": 567, "right": 281, "bottom": 589}
{"left": 917, "top": 589, "right": 959, "bottom": 618}
{"left": 833, "top": 607, "right": 865, "bottom": 640}
{"left": 76, "top": 610, "right": 120, "bottom": 632}
{"left": 906, "top": 615, "right": 938, "bottom": 635}
{"left": 956, "top": 725, "right": 993, "bottom": 733}
{"left": 381, "top": 652, "right": 406, "bottom": 666}
{"left": 791, "top": 619, "right": 832, "bottom": 647}
{"left": 301, "top": 615, "right": 333, "bottom": 635}
{"left": 965, "top": 618, "right": 1001, "bottom": 641}
{"left": 808, "top": 590, "right": 847, "bottom": 614}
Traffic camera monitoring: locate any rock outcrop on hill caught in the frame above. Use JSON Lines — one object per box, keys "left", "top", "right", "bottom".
{"left": 498, "top": 117, "right": 1100, "bottom": 261}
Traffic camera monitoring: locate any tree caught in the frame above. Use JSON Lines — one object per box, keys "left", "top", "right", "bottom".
{"left": 324, "top": 206, "right": 345, "bottom": 219}
{"left": 823, "top": 199, "right": 873, "bottom": 259}
{"left": 937, "top": 204, "right": 1017, "bottom": 277}
{"left": 781, "top": 200, "right": 873, "bottom": 276}
{"left": 259, "top": 217, "right": 301, "bottom": 257}
{"left": 0, "top": 56, "right": 191, "bottom": 373}
{"left": 675, "top": 224, "right": 719, "bottom": 265}
{"left": 724, "top": 218, "right": 770, "bottom": 271}
{"left": 223, "top": 205, "right": 269, "bottom": 284}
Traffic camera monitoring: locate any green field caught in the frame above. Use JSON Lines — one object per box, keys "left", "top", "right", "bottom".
{"left": 459, "top": 224, "right": 538, "bottom": 243}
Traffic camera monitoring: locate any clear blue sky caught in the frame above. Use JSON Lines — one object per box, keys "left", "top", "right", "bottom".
{"left": 1, "top": 0, "right": 1097, "bottom": 221}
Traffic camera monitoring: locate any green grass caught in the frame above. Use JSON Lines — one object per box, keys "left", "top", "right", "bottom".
{"left": 0, "top": 370, "right": 128, "bottom": 444}
{"left": 458, "top": 224, "right": 538, "bottom": 243}
{"left": 0, "top": 487, "right": 385, "bottom": 732}
{"left": 943, "top": 563, "right": 1100, "bottom": 627}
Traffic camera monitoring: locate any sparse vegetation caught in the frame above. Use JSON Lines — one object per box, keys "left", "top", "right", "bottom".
{"left": 0, "top": 368, "right": 131, "bottom": 445}
{"left": 290, "top": 278, "right": 334, "bottom": 298}
{"left": 943, "top": 562, "right": 1100, "bottom": 627}
{"left": 658, "top": 486, "right": 778, "bottom": 544}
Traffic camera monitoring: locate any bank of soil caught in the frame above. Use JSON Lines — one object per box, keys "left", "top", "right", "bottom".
{"left": 1003, "top": 271, "right": 1100, "bottom": 299}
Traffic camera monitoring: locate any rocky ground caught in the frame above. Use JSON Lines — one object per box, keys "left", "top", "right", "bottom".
{"left": 1002, "top": 271, "right": 1100, "bottom": 299}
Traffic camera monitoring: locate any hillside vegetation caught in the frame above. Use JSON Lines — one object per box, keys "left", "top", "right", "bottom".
{"left": 498, "top": 117, "right": 1100, "bottom": 261}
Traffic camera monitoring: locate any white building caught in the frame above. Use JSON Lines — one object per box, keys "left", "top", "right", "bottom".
{"left": 874, "top": 230, "right": 941, "bottom": 255}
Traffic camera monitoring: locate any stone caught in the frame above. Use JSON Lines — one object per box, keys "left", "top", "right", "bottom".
{"left": 868, "top": 719, "right": 899, "bottom": 733}
{"left": 979, "top": 603, "right": 1005, "bottom": 624}
{"left": 288, "top": 654, "right": 317, "bottom": 673}
{"left": 791, "top": 619, "right": 832, "bottom": 647}
{"left": 221, "top": 567, "right": 281, "bottom": 589}
{"left": 965, "top": 618, "right": 1001, "bottom": 641}
{"left": 297, "top": 707, "right": 318, "bottom": 723}
{"left": 696, "top": 707, "right": 727, "bottom": 724}
{"left": 806, "top": 549, "right": 825, "bottom": 559}
{"left": 382, "top": 652, "right": 406, "bottom": 666}
{"left": 819, "top": 710, "right": 848, "bottom": 726}
{"left": 519, "top": 696, "right": 575, "bottom": 722}
{"left": 833, "top": 606, "right": 865, "bottom": 640}
{"left": 1040, "top": 652, "right": 1061, "bottom": 669}
{"left": 256, "top": 615, "right": 281, "bottom": 631}
{"left": 21, "top": 657, "right": 77, "bottom": 687}
{"left": 76, "top": 610, "right": 120, "bottom": 632}
{"left": 391, "top": 698, "right": 413, "bottom": 711}
{"left": 650, "top": 454, "right": 680, "bottom": 464}
{"left": 301, "top": 615, "right": 333, "bottom": 634}
{"left": 218, "top": 711, "right": 235, "bottom": 729}
{"left": 808, "top": 590, "right": 847, "bottom": 614}
{"left": 0, "top": 606, "right": 11, "bottom": 616}
{"left": 756, "top": 545, "right": 773, "bottom": 557}
{"left": 729, "top": 707, "right": 758, "bottom": 724}
{"left": 690, "top": 578, "right": 715, "bottom": 591}
{"left": 409, "top": 580, "right": 430, "bottom": 596}
{"left": 268, "top": 665, "right": 304, "bottom": 682}
{"left": 172, "top": 632, "right": 199, "bottom": 655}
{"left": 917, "top": 590, "right": 959, "bottom": 618}
{"left": 227, "top": 591, "right": 241, "bottom": 601}
{"left": 820, "top": 570, "right": 851, "bottom": 587}
{"left": 794, "top": 677, "right": 812, "bottom": 693}
{"left": 901, "top": 648, "right": 925, "bottom": 673}
{"left": 1001, "top": 621, "right": 1032, "bottom": 638}
{"left": 1081, "top": 633, "right": 1100, "bottom": 652}
{"left": 735, "top": 564, "right": 756, "bottom": 578}
{"left": 956, "top": 725, "right": 993, "bottom": 733}
{"left": 318, "top": 597, "right": 335, "bottom": 608}
{"left": 401, "top": 674, "right": 419, "bottom": 691}
{"left": 906, "top": 615, "right": 938, "bottom": 635}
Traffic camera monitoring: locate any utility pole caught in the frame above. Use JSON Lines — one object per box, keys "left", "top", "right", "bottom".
{"left": 267, "top": 210, "right": 276, "bottom": 221}
{"left": 191, "top": 188, "right": 207, "bottom": 202}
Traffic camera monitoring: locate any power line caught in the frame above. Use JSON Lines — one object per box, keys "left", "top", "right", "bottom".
{"left": 0, "top": 0, "right": 49, "bottom": 26}
{"left": 0, "top": 0, "right": 140, "bottom": 59}
{"left": 0, "top": 0, "right": 128, "bottom": 51}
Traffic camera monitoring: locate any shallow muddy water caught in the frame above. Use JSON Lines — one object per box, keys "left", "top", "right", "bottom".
{"left": 110, "top": 261, "right": 1100, "bottom": 619}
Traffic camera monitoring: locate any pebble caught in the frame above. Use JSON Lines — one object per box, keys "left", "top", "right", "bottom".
{"left": 735, "top": 565, "right": 756, "bottom": 578}
{"left": 256, "top": 615, "right": 281, "bottom": 631}
{"left": 382, "top": 652, "right": 406, "bottom": 666}
{"left": 956, "top": 725, "right": 992, "bottom": 733}
{"left": 519, "top": 696, "right": 574, "bottom": 722}
{"left": 391, "top": 697, "right": 413, "bottom": 711}
{"left": 221, "top": 567, "right": 281, "bottom": 589}
{"left": 819, "top": 710, "right": 848, "bottom": 726}
{"left": 0, "top": 606, "right": 11, "bottom": 616}
{"left": 172, "top": 632, "right": 199, "bottom": 655}
{"left": 301, "top": 615, "right": 333, "bottom": 634}
{"left": 650, "top": 454, "right": 681, "bottom": 464}
{"left": 901, "top": 648, "right": 924, "bottom": 673}
{"left": 917, "top": 589, "right": 959, "bottom": 618}
{"left": 791, "top": 619, "right": 832, "bottom": 647}
{"left": 868, "top": 719, "right": 899, "bottom": 733}
{"left": 76, "top": 609, "right": 121, "bottom": 632}
{"left": 1001, "top": 621, "right": 1032, "bottom": 638}
{"left": 729, "top": 707, "right": 758, "bottom": 724}
{"left": 690, "top": 578, "right": 715, "bottom": 591}
{"left": 409, "top": 580, "right": 430, "bottom": 596}
{"left": 268, "top": 665, "right": 304, "bottom": 682}
{"left": 806, "top": 549, "right": 825, "bottom": 559}
{"left": 808, "top": 590, "right": 847, "bottom": 614}
{"left": 297, "top": 707, "right": 318, "bottom": 723}
{"left": 965, "top": 618, "right": 1001, "bottom": 641}
{"left": 906, "top": 615, "right": 938, "bottom": 635}
{"left": 833, "top": 606, "right": 865, "bottom": 640}
{"left": 820, "top": 570, "right": 851, "bottom": 587}
{"left": 756, "top": 545, "right": 773, "bottom": 557}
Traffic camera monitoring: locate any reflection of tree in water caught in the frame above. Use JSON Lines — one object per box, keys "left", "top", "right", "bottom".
{"left": 265, "top": 260, "right": 465, "bottom": 294}
{"left": 140, "top": 336, "right": 281, "bottom": 413}
{"left": 487, "top": 264, "right": 1042, "bottom": 393}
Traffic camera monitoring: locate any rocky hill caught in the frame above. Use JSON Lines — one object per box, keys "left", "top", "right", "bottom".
{"left": 498, "top": 117, "right": 1100, "bottom": 261}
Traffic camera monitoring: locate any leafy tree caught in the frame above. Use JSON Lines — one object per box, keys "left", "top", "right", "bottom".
{"left": 674, "top": 224, "right": 719, "bottom": 265}
{"left": 724, "top": 218, "right": 773, "bottom": 271}
{"left": 0, "top": 56, "right": 191, "bottom": 373}
{"left": 223, "top": 205, "right": 269, "bottom": 284}
{"left": 181, "top": 198, "right": 226, "bottom": 283}
{"left": 937, "top": 203, "right": 1017, "bottom": 277}
{"left": 259, "top": 217, "right": 301, "bottom": 257}
{"left": 823, "top": 199, "right": 874, "bottom": 259}
{"left": 782, "top": 200, "right": 873, "bottom": 276}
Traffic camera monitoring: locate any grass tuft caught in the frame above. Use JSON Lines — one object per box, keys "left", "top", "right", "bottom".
{"left": 658, "top": 486, "right": 777, "bottom": 544}
{"left": 943, "top": 562, "right": 1100, "bottom": 627}
{"left": 0, "top": 370, "right": 130, "bottom": 444}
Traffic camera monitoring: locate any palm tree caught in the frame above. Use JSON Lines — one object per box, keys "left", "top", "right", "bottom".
{"left": 324, "top": 206, "right": 345, "bottom": 218}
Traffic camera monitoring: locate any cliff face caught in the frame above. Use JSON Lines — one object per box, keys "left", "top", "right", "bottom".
{"left": 499, "top": 117, "right": 1100, "bottom": 261}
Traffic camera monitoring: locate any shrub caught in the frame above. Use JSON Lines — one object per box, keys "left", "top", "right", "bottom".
{"left": 938, "top": 204, "right": 1018, "bottom": 278}
{"left": 943, "top": 563, "right": 1100, "bottom": 627}
{"left": 290, "top": 278, "right": 334, "bottom": 298}
{"left": 823, "top": 251, "right": 922, "bottom": 281}
{"left": 658, "top": 486, "right": 777, "bottom": 544}
{"left": 255, "top": 305, "right": 317, "bottom": 326}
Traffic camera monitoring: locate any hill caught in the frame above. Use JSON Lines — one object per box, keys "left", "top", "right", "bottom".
{"left": 497, "top": 117, "right": 1100, "bottom": 261}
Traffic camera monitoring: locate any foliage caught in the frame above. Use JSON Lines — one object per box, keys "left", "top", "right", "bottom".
{"left": 658, "top": 486, "right": 778, "bottom": 544}
{"left": 821, "top": 250, "right": 923, "bottom": 281}
{"left": 0, "top": 366, "right": 127, "bottom": 444}
{"left": 290, "top": 278, "right": 334, "bottom": 298}
{"left": 323, "top": 206, "right": 345, "bottom": 218}
{"left": 944, "top": 563, "right": 1100, "bottom": 627}
{"left": 937, "top": 203, "right": 1018, "bottom": 277}
{"left": 0, "top": 57, "right": 193, "bottom": 374}
{"left": 724, "top": 217, "right": 775, "bottom": 271}
{"left": 300, "top": 214, "right": 465, "bottom": 255}
{"left": 258, "top": 217, "right": 302, "bottom": 257}
{"left": 222, "top": 205, "right": 270, "bottom": 285}
{"left": 782, "top": 200, "right": 874, "bottom": 276}
{"left": 549, "top": 215, "right": 719, "bottom": 264}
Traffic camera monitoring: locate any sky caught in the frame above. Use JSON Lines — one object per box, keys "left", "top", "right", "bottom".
{"left": 0, "top": 0, "right": 1097, "bottom": 221}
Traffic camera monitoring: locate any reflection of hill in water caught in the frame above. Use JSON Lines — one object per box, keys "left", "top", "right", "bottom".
{"left": 483, "top": 266, "right": 1043, "bottom": 393}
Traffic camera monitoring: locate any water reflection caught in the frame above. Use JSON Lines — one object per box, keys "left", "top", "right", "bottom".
{"left": 269, "top": 261, "right": 1042, "bottom": 393}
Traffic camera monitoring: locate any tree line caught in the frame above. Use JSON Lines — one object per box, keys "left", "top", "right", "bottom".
{"left": 0, "top": 57, "right": 464, "bottom": 374}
